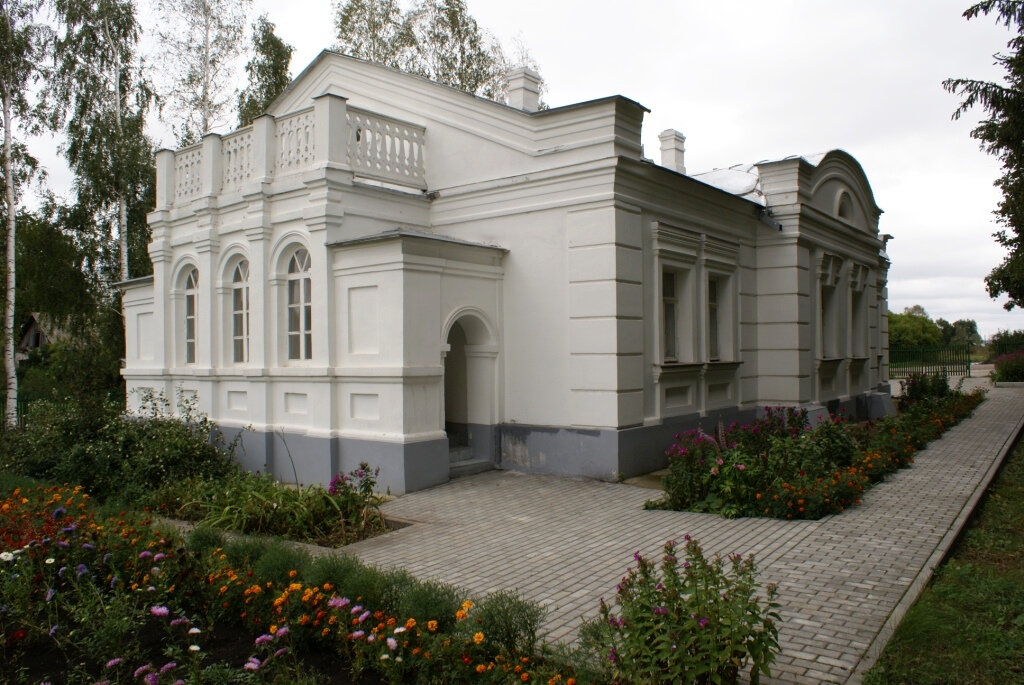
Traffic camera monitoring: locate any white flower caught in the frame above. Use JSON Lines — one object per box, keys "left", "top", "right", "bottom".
{"left": 188, "top": 645, "right": 201, "bottom": 652}
{"left": 0, "top": 552, "right": 14, "bottom": 562}
{"left": 188, "top": 627, "right": 201, "bottom": 635}
{"left": 45, "top": 558, "right": 55, "bottom": 564}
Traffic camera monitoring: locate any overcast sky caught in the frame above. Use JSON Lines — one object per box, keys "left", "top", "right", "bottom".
{"left": 28, "top": 0, "right": 1024, "bottom": 338}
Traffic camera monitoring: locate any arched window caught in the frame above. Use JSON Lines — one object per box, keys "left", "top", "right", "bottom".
{"left": 837, "top": 191, "right": 854, "bottom": 220}
{"left": 231, "top": 261, "right": 250, "bottom": 363}
{"left": 286, "top": 249, "right": 312, "bottom": 360}
{"left": 184, "top": 268, "right": 198, "bottom": 364}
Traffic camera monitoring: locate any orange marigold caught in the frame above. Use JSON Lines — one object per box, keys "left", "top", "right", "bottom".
{"left": 456, "top": 609, "right": 467, "bottom": 620}
{"left": 473, "top": 632, "right": 484, "bottom": 644}
{"left": 427, "top": 620, "right": 438, "bottom": 632}
{"left": 476, "top": 664, "right": 487, "bottom": 674}
{"left": 405, "top": 618, "right": 416, "bottom": 630}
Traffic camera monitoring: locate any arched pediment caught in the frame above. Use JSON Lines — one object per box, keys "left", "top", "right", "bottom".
{"left": 805, "top": 150, "right": 882, "bottom": 234}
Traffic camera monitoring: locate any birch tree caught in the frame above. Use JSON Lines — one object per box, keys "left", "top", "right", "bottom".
{"left": 0, "top": 0, "right": 49, "bottom": 426}
{"left": 154, "top": 0, "right": 251, "bottom": 144}
{"left": 406, "top": 0, "right": 498, "bottom": 97}
{"left": 51, "top": 0, "right": 154, "bottom": 283}
{"left": 237, "top": 14, "right": 293, "bottom": 127}
{"left": 334, "top": 0, "right": 414, "bottom": 69}
{"left": 333, "top": 0, "right": 543, "bottom": 102}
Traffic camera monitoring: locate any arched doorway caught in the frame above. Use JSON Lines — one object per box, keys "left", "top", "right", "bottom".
{"left": 443, "top": 312, "right": 497, "bottom": 467}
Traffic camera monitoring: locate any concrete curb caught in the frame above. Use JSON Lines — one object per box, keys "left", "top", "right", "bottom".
{"left": 846, "top": 404, "right": 1024, "bottom": 683}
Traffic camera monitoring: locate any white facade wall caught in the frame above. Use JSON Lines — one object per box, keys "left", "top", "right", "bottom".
{"left": 121, "top": 52, "right": 891, "bottom": 493}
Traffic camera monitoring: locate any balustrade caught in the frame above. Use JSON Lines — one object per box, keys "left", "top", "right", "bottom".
{"left": 164, "top": 99, "right": 426, "bottom": 209}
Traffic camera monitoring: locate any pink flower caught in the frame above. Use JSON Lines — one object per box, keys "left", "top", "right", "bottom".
{"left": 351, "top": 630, "right": 365, "bottom": 639}
{"left": 243, "top": 658, "right": 261, "bottom": 672}
{"left": 386, "top": 637, "right": 398, "bottom": 650}
{"left": 736, "top": 463, "right": 746, "bottom": 471}
{"left": 255, "top": 634, "right": 273, "bottom": 645}
{"left": 150, "top": 606, "right": 169, "bottom": 617}
{"left": 328, "top": 596, "right": 350, "bottom": 609}
{"left": 275, "top": 625, "right": 290, "bottom": 637}
{"left": 105, "top": 658, "right": 123, "bottom": 669}
{"left": 358, "top": 610, "right": 371, "bottom": 623}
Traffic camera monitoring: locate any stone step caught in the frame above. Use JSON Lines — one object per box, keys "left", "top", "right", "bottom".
{"left": 449, "top": 458, "right": 495, "bottom": 479}
{"left": 449, "top": 446, "right": 474, "bottom": 463}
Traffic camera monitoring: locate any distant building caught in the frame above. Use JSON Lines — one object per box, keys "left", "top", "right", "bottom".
{"left": 16, "top": 313, "right": 62, "bottom": 363}
{"left": 120, "top": 52, "right": 892, "bottom": 494}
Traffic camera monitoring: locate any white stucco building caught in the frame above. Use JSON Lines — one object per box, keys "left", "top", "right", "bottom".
{"left": 120, "top": 52, "right": 893, "bottom": 494}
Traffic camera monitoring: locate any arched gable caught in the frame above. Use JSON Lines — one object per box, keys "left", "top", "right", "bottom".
{"left": 806, "top": 150, "right": 882, "bottom": 234}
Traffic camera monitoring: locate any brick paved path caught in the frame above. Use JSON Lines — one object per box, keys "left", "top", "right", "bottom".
{"left": 345, "top": 387, "right": 1024, "bottom": 684}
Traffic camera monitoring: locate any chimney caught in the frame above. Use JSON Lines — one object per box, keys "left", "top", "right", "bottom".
{"left": 507, "top": 67, "right": 542, "bottom": 112}
{"left": 659, "top": 129, "right": 686, "bottom": 175}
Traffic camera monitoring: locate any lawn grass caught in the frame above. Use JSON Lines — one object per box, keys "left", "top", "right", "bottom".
{"left": 865, "top": 437, "right": 1024, "bottom": 684}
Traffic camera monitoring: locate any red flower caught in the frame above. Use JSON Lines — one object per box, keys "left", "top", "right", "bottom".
{"left": 7, "top": 628, "right": 27, "bottom": 644}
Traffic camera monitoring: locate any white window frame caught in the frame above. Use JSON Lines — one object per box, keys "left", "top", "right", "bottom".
{"left": 286, "top": 249, "right": 312, "bottom": 361}
{"left": 231, "top": 261, "right": 250, "bottom": 364}
{"left": 660, "top": 265, "right": 695, "bottom": 363}
{"left": 704, "top": 269, "right": 735, "bottom": 363}
{"left": 184, "top": 268, "right": 198, "bottom": 365}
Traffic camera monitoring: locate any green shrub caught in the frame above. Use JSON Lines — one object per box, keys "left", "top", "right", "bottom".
{"left": 899, "top": 371, "right": 950, "bottom": 409}
{"left": 252, "top": 541, "right": 311, "bottom": 585}
{"left": 0, "top": 390, "right": 238, "bottom": 504}
{"left": 146, "top": 464, "right": 387, "bottom": 546}
{"left": 474, "top": 590, "right": 546, "bottom": 657}
{"left": 397, "top": 580, "right": 463, "bottom": 633}
{"left": 185, "top": 525, "right": 225, "bottom": 555}
{"left": 992, "top": 350, "right": 1024, "bottom": 382}
{"left": 588, "top": 538, "right": 779, "bottom": 684}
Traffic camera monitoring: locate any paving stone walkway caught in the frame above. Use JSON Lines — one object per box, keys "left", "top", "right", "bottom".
{"left": 345, "top": 385, "right": 1024, "bottom": 684}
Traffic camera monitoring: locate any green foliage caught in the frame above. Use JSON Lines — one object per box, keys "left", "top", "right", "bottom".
{"left": 396, "top": 579, "right": 462, "bottom": 633}
{"left": 585, "top": 539, "right": 780, "bottom": 684}
{"left": 899, "top": 371, "right": 952, "bottom": 409}
{"left": 48, "top": 0, "right": 156, "bottom": 282}
{"left": 154, "top": 0, "right": 252, "bottom": 143}
{"left": 649, "top": 391, "right": 987, "bottom": 520}
{"left": 945, "top": 1, "right": 1024, "bottom": 310}
{"left": 0, "top": 390, "right": 237, "bottom": 504}
{"left": 474, "top": 590, "right": 546, "bottom": 657}
{"left": 237, "top": 14, "right": 293, "bottom": 127}
{"left": 333, "top": 0, "right": 542, "bottom": 101}
{"left": 992, "top": 349, "right": 1024, "bottom": 381}
{"left": 146, "top": 463, "right": 388, "bottom": 546}
{"left": 988, "top": 328, "right": 1024, "bottom": 357}
{"left": 889, "top": 307, "right": 943, "bottom": 348}
{"left": 334, "top": 0, "right": 414, "bottom": 68}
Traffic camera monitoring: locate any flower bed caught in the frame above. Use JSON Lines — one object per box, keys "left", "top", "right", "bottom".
{"left": 646, "top": 388, "right": 986, "bottom": 519}
{"left": 144, "top": 462, "right": 389, "bottom": 546}
{"left": 2, "top": 483, "right": 781, "bottom": 684}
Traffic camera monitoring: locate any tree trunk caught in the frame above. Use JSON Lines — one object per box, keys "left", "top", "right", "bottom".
{"left": 3, "top": 87, "right": 18, "bottom": 427}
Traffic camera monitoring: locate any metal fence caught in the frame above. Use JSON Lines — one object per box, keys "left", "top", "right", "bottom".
{"left": 889, "top": 345, "right": 972, "bottom": 378}
{"left": 0, "top": 398, "right": 79, "bottom": 430}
